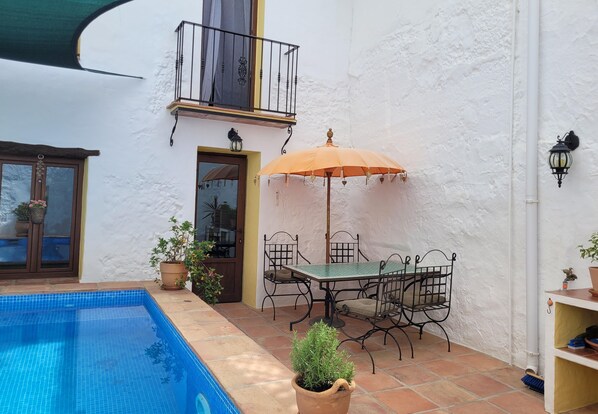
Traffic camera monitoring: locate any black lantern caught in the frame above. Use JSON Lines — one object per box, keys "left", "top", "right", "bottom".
{"left": 548, "top": 130, "right": 579, "bottom": 188}
{"left": 228, "top": 128, "right": 243, "bottom": 152}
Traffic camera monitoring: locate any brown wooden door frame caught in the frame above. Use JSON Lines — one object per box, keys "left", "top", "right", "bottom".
{"left": 0, "top": 155, "right": 84, "bottom": 279}
{"left": 195, "top": 152, "right": 247, "bottom": 302}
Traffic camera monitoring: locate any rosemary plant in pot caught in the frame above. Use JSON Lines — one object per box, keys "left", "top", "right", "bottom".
{"left": 290, "top": 321, "right": 355, "bottom": 414}
{"left": 578, "top": 232, "right": 598, "bottom": 292}
{"left": 150, "top": 217, "right": 195, "bottom": 290}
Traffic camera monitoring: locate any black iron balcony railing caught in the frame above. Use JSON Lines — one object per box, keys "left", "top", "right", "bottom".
{"left": 174, "top": 21, "right": 299, "bottom": 118}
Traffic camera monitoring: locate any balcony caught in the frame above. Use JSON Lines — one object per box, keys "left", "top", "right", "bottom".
{"left": 168, "top": 21, "right": 299, "bottom": 128}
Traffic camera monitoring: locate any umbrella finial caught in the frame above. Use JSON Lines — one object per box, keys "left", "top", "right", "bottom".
{"left": 326, "top": 128, "right": 334, "bottom": 146}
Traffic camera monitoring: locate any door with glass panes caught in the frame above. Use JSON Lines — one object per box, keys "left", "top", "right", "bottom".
{"left": 0, "top": 156, "right": 83, "bottom": 278}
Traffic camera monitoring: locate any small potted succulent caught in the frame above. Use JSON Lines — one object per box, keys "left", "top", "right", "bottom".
{"left": 28, "top": 199, "right": 47, "bottom": 224}
{"left": 578, "top": 232, "right": 598, "bottom": 293}
{"left": 150, "top": 217, "right": 196, "bottom": 290}
{"left": 290, "top": 321, "right": 356, "bottom": 414}
{"left": 12, "top": 202, "right": 30, "bottom": 236}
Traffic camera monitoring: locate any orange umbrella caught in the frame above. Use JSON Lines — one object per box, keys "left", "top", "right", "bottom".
{"left": 257, "top": 129, "right": 406, "bottom": 263}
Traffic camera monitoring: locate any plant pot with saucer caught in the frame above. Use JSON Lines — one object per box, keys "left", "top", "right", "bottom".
{"left": 578, "top": 232, "right": 598, "bottom": 296}
{"left": 12, "top": 202, "right": 30, "bottom": 236}
{"left": 290, "top": 321, "right": 356, "bottom": 414}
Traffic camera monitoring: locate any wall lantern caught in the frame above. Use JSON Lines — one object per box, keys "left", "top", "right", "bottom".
{"left": 228, "top": 128, "right": 243, "bottom": 152}
{"left": 548, "top": 130, "right": 579, "bottom": 188}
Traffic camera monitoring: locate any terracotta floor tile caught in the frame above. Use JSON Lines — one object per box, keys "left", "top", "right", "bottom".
{"left": 354, "top": 371, "right": 403, "bottom": 392}
{"left": 490, "top": 366, "right": 527, "bottom": 389}
{"left": 453, "top": 353, "right": 508, "bottom": 371}
{"left": 488, "top": 390, "right": 547, "bottom": 414}
{"left": 13, "top": 278, "right": 49, "bottom": 285}
{"left": 47, "top": 277, "right": 79, "bottom": 284}
{"left": 256, "top": 335, "right": 293, "bottom": 350}
{"left": 241, "top": 324, "right": 284, "bottom": 338}
{"left": 387, "top": 364, "right": 440, "bottom": 386}
{"left": 50, "top": 283, "right": 98, "bottom": 292}
{"left": 421, "top": 359, "right": 477, "bottom": 378}
{"left": 2, "top": 285, "right": 52, "bottom": 293}
{"left": 414, "top": 380, "right": 477, "bottom": 407}
{"left": 349, "top": 394, "right": 393, "bottom": 413}
{"left": 453, "top": 373, "right": 512, "bottom": 397}
{"left": 427, "top": 341, "right": 474, "bottom": 356}
{"left": 449, "top": 401, "right": 507, "bottom": 414}
{"left": 229, "top": 316, "right": 271, "bottom": 329}
{"left": 375, "top": 388, "right": 438, "bottom": 414}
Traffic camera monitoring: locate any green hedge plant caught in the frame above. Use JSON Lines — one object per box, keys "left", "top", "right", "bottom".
{"left": 290, "top": 321, "right": 355, "bottom": 392}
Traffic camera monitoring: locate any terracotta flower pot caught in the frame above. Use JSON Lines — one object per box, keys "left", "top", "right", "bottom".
{"left": 589, "top": 267, "right": 598, "bottom": 292}
{"left": 291, "top": 374, "right": 355, "bottom": 414}
{"left": 159, "top": 262, "right": 188, "bottom": 290}
{"left": 15, "top": 221, "right": 29, "bottom": 237}
{"left": 29, "top": 208, "right": 45, "bottom": 224}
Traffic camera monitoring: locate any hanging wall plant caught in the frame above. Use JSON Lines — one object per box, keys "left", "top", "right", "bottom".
{"left": 28, "top": 200, "right": 47, "bottom": 224}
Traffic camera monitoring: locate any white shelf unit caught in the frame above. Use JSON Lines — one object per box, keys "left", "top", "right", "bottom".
{"left": 545, "top": 289, "right": 598, "bottom": 413}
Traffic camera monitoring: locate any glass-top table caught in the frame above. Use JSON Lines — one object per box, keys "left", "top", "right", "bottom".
{"left": 283, "top": 261, "right": 409, "bottom": 282}
{"left": 283, "top": 261, "right": 413, "bottom": 329}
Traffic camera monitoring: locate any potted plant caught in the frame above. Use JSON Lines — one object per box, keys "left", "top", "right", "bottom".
{"left": 150, "top": 217, "right": 196, "bottom": 290}
{"left": 184, "top": 239, "right": 223, "bottom": 305}
{"left": 12, "top": 202, "right": 30, "bottom": 236}
{"left": 28, "top": 199, "right": 47, "bottom": 224}
{"left": 578, "top": 232, "right": 598, "bottom": 292}
{"left": 290, "top": 321, "right": 356, "bottom": 414}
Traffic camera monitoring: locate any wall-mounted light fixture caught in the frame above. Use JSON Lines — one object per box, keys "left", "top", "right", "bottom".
{"left": 228, "top": 128, "right": 243, "bottom": 152}
{"left": 548, "top": 130, "right": 579, "bottom": 188}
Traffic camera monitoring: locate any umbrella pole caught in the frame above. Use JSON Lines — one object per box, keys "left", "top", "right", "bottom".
{"left": 326, "top": 172, "right": 331, "bottom": 264}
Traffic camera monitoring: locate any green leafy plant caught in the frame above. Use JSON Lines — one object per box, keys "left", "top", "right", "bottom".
{"left": 149, "top": 217, "right": 196, "bottom": 267}
{"left": 184, "top": 240, "right": 223, "bottom": 305}
{"left": 12, "top": 202, "right": 30, "bottom": 221}
{"left": 290, "top": 321, "right": 355, "bottom": 392}
{"left": 578, "top": 232, "right": 598, "bottom": 263}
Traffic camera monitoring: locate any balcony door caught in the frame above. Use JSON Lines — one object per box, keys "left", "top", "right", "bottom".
{"left": 0, "top": 156, "right": 83, "bottom": 278}
{"left": 201, "top": 0, "right": 257, "bottom": 110}
{"left": 195, "top": 153, "right": 246, "bottom": 302}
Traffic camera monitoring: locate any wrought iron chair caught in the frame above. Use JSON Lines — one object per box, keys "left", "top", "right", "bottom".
{"left": 329, "top": 231, "right": 369, "bottom": 263}
{"left": 334, "top": 253, "right": 413, "bottom": 374}
{"left": 400, "top": 249, "right": 457, "bottom": 352}
{"left": 261, "top": 232, "right": 312, "bottom": 321}
{"left": 329, "top": 231, "right": 372, "bottom": 300}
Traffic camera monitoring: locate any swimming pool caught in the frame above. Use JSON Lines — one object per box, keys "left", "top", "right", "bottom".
{"left": 0, "top": 290, "right": 239, "bottom": 414}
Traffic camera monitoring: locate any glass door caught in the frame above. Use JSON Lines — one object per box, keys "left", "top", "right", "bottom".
{"left": 195, "top": 153, "right": 247, "bottom": 302}
{"left": 0, "top": 156, "right": 83, "bottom": 278}
{"left": 0, "top": 163, "right": 34, "bottom": 271}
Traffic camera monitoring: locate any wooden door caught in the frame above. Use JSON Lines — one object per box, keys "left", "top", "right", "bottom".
{"left": 0, "top": 156, "right": 83, "bottom": 278}
{"left": 195, "top": 153, "right": 246, "bottom": 302}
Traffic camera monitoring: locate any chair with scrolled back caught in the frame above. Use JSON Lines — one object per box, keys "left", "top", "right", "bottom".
{"left": 329, "top": 231, "right": 373, "bottom": 300}
{"left": 261, "top": 231, "right": 312, "bottom": 321}
{"left": 400, "top": 249, "right": 457, "bottom": 352}
{"left": 334, "top": 253, "right": 413, "bottom": 373}
{"left": 329, "top": 231, "right": 369, "bottom": 264}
